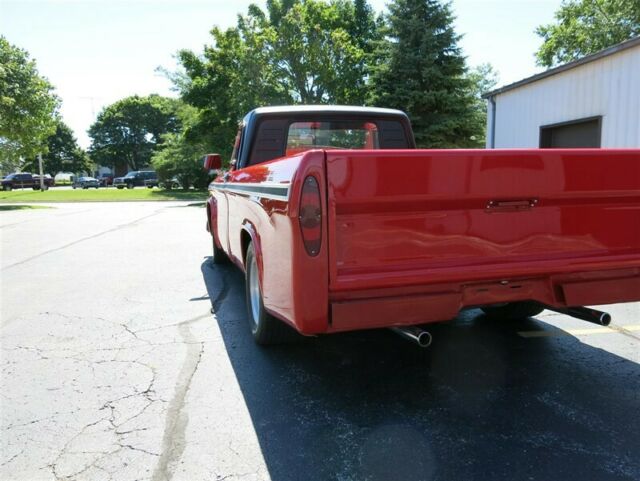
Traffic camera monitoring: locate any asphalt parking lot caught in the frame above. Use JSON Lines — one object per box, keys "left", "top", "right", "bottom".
{"left": 1, "top": 202, "right": 639, "bottom": 481}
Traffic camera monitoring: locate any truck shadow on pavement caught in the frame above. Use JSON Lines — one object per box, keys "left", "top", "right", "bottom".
{"left": 200, "top": 259, "right": 640, "bottom": 481}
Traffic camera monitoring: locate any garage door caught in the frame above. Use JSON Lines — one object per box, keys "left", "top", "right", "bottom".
{"left": 540, "top": 116, "right": 602, "bottom": 148}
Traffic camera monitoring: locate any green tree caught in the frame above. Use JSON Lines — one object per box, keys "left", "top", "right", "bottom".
{"left": 22, "top": 120, "right": 92, "bottom": 175}
{"left": 466, "top": 63, "right": 498, "bottom": 146}
{"left": 370, "top": 0, "right": 481, "bottom": 148}
{"left": 267, "top": 0, "right": 380, "bottom": 104}
{"left": 0, "top": 36, "right": 59, "bottom": 172}
{"left": 535, "top": 0, "right": 640, "bottom": 67}
{"left": 175, "top": 0, "right": 380, "bottom": 157}
{"left": 151, "top": 133, "right": 209, "bottom": 190}
{"left": 151, "top": 104, "right": 209, "bottom": 189}
{"left": 88, "top": 95, "right": 181, "bottom": 173}
{"left": 177, "top": 10, "right": 290, "bottom": 159}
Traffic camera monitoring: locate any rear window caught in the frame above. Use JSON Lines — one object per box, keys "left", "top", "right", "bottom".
{"left": 285, "top": 121, "right": 379, "bottom": 156}
{"left": 248, "top": 116, "right": 411, "bottom": 166}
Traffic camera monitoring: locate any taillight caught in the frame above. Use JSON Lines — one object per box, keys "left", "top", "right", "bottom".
{"left": 299, "top": 176, "right": 322, "bottom": 256}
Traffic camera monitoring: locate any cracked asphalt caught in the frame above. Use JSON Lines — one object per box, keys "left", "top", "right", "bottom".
{"left": 1, "top": 202, "right": 639, "bottom": 481}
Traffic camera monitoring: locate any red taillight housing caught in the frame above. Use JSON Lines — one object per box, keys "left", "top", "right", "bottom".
{"left": 299, "top": 175, "right": 322, "bottom": 256}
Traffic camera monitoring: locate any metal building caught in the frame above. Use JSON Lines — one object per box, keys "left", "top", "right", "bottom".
{"left": 483, "top": 36, "right": 640, "bottom": 148}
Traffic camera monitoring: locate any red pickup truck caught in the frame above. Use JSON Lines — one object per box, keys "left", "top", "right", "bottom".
{"left": 204, "top": 106, "right": 639, "bottom": 346}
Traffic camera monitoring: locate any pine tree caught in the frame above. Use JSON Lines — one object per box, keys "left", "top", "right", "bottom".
{"left": 370, "top": 0, "right": 481, "bottom": 147}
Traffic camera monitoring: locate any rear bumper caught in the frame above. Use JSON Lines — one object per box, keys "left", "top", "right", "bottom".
{"left": 326, "top": 267, "right": 640, "bottom": 333}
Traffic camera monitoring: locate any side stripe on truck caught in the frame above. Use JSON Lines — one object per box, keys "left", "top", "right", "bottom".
{"left": 210, "top": 182, "right": 290, "bottom": 201}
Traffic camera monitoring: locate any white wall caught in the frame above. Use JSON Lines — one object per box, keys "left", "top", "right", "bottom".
{"left": 488, "top": 45, "right": 640, "bottom": 148}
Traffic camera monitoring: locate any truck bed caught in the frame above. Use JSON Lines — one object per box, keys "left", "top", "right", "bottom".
{"left": 324, "top": 149, "right": 640, "bottom": 330}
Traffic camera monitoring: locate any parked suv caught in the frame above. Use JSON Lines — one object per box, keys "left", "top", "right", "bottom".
{"left": 33, "top": 174, "right": 55, "bottom": 188}
{"left": 113, "top": 171, "right": 157, "bottom": 189}
{"left": 1, "top": 173, "right": 48, "bottom": 191}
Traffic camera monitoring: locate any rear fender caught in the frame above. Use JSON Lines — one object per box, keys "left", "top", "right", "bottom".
{"left": 288, "top": 150, "right": 330, "bottom": 334}
{"left": 241, "top": 220, "right": 262, "bottom": 278}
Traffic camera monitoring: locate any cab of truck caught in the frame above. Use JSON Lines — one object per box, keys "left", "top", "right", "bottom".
{"left": 228, "top": 106, "right": 416, "bottom": 169}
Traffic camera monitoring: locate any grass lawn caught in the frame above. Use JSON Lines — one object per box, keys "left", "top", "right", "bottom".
{"left": 0, "top": 188, "right": 208, "bottom": 203}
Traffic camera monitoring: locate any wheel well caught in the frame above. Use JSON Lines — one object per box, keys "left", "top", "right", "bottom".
{"left": 241, "top": 230, "right": 252, "bottom": 266}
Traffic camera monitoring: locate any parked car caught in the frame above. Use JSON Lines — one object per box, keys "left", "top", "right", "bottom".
{"left": 97, "top": 173, "right": 113, "bottom": 186}
{"left": 144, "top": 176, "right": 181, "bottom": 189}
{"left": 205, "top": 105, "right": 640, "bottom": 346}
{"left": 113, "top": 171, "right": 157, "bottom": 189}
{"left": 1, "top": 173, "right": 48, "bottom": 191}
{"left": 72, "top": 176, "right": 100, "bottom": 189}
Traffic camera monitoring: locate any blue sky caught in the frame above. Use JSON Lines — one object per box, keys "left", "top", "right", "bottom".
{"left": 1, "top": 0, "right": 561, "bottom": 147}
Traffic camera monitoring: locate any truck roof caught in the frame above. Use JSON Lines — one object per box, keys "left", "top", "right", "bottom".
{"left": 235, "top": 105, "right": 416, "bottom": 167}
{"left": 248, "top": 105, "right": 408, "bottom": 118}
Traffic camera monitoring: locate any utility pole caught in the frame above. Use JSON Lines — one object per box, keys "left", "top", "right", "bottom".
{"left": 38, "top": 153, "right": 45, "bottom": 190}
{"left": 80, "top": 96, "right": 99, "bottom": 176}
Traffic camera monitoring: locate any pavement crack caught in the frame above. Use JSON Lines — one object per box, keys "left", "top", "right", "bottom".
{"left": 151, "top": 313, "right": 207, "bottom": 481}
{"left": 609, "top": 324, "right": 640, "bottom": 340}
{"left": 119, "top": 443, "right": 160, "bottom": 457}
{"left": 133, "top": 313, "right": 211, "bottom": 334}
{"left": 1, "top": 449, "right": 24, "bottom": 468}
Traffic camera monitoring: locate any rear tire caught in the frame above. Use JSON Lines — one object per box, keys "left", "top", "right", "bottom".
{"left": 245, "top": 243, "right": 298, "bottom": 345}
{"left": 126, "top": 183, "right": 134, "bottom": 189}
{"left": 481, "top": 301, "right": 544, "bottom": 321}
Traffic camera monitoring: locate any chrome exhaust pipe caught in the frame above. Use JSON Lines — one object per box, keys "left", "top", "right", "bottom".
{"left": 546, "top": 306, "right": 612, "bottom": 326}
{"left": 390, "top": 326, "right": 432, "bottom": 348}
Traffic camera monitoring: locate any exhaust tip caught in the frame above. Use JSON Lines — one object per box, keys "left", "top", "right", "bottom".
{"left": 416, "top": 332, "right": 433, "bottom": 348}
{"left": 545, "top": 306, "right": 612, "bottom": 327}
{"left": 390, "top": 326, "right": 433, "bottom": 348}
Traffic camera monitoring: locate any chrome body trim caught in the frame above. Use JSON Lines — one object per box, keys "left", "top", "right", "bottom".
{"left": 209, "top": 182, "right": 290, "bottom": 201}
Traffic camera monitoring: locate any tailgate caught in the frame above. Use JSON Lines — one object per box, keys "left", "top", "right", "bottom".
{"left": 325, "top": 149, "right": 640, "bottom": 292}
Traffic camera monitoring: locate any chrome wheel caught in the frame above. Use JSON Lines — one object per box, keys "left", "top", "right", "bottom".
{"left": 248, "top": 253, "right": 260, "bottom": 328}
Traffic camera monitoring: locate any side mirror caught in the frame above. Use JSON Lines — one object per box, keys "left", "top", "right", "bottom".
{"left": 203, "top": 153, "right": 222, "bottom": 170}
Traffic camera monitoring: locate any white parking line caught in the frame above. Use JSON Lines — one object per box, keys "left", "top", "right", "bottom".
{"left": 518, "top": 324, "right": 640, "bottom": 338}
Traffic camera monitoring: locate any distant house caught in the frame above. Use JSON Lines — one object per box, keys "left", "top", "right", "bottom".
{"left": 96, "top": 165, "right": 113, "bottom": 177}
{"left": 483, "top": 36, "right": 639, "bottom": 148}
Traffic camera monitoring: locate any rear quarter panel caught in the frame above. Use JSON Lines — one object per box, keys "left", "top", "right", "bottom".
{"left": 215, "top": 151, "right": 330, "bottom": 334}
